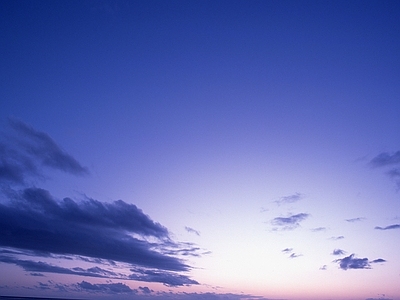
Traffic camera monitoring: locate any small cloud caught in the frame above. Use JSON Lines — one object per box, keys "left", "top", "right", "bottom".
{"left": 375, "top": 224, "right": 400, "bottom": 230}
{"left": 371, "top": 258, "right": 386, "bottom": 263}
{"left": 271, "top": 213, "right": 309, "bottom": 230}
{"left": 335, "top": 254, "right": 386, "bottom": 270}
{"left": 281, "top": 248, "right": 293, "bottom": 254}
{"left": 311, "top": 227, "right": 326, "bottom": 232}
{"left": 139, "top": 286, "right": 153, "bottom": 294}
{"left": 346, "top": 217, "right": 365, "bottom": 223}
{"left": 289, "top": 253, "right": 302, "bottom": 258}
{"left": 319, "top": 265, "right": 327, "bottom": 270}
{"left": 332, "top": 249, "right": 346, "bottom": 256}
{"left": 185, "top": 226, "right": 200, "bottom": 236}
{"left": 275, "top": 193, "right": 303, "bottom": 205}
{"left": 329, "top": 236, "right": 344, "bottom": 240}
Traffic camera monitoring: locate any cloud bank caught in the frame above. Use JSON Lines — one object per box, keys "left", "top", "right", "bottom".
{"left": 0, "top": 120, "right": 199, "bottom": 287}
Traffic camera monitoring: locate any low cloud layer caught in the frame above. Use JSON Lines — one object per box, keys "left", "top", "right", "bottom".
{"left": 335, "top": 254, "right": 386, "bottom": 270}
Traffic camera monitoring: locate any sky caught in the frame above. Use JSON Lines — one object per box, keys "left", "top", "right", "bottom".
{"left": 1, "top": 0, "right": 400, "bottom": 299}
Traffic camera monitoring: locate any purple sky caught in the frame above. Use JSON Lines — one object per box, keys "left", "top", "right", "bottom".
{"left": 1, "top": 1, "right": 400, "bottom": 300}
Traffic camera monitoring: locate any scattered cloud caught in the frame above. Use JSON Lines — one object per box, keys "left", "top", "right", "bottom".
{"left": 346, "top": 217, "right": 365, "bottom": 223}
{"left": 281, "top": 248, "right": 301, "bottom": 258}
{"left": 332, "top": 249, "right": 346, "bottom": 256}
{"left": 271, "top": 213, "right": 309, "bottom": 230}
{"left": 319, "top": 265, "right": 327, "bottom": 270}
{"left": 275, "top": 192, "right": 303, "bottom": 205}
{"left": 375, "top": 224, "right": 400, "bottom": 230}
{"left": 334, "top": 254, "right": 386, "bottom": 270}
{"left": 185, "top": 226, "right": 200, "bottom": 236}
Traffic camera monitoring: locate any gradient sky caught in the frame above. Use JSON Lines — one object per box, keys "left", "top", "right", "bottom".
{"left": 1, "top": 1, "right": 400, "bottom": 300}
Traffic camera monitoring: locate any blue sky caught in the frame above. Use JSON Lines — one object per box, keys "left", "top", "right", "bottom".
{"left": 1, "top": 1, "right": 400, "bottom": 300}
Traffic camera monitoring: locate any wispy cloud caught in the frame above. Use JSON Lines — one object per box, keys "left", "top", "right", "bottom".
{"left": 334, "top": 254, "right": 386, "bottom": 270}
{"left": 329, "top": 236, "right": 344, "bottom": 240}
{"left": 369, "top": 151, "right": 400, "bottom": 167}
{"left": 375, "top": 224, "right": 400, "bottom": 230}
{"left": 274, "top": 192, "right": 303, "bottom": 205}
{"left": 0, "top": 119, "right": 88, "bottom": 184}
{"left": 369, "top": 150, "right": 400, "bottom": 188}
{"left": 271, "top": 213, "right": 309, "bottom": 230}
{"left": 185, "top": 226, "right": 200, "bottom": 236}
{"left": 311, "top": 227, "right": 326, "bottom": 232}
{"left": 345, "top": 217, "right": 365, "bottom": 223}
{"left": 319, "top": 265, "right": 327, "bottom": 270}
{"left": 332, "top": 249, "right": 346, "bottom": 256}
{"left": 281, "top": 248, "right": 293, "bottom": 254}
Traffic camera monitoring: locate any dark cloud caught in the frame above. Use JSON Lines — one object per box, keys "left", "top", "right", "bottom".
{"left": 345, "top": 217, "right": 365, "bottom": 222}
{"left": 0, "top": 121, "right": 199, "bottom": 286}
{"left": 366, "top": 298, "right": 392, "bottom": 300}
{"left": 271, "top": 213, "right": 309, "bottom": 230}
{"left": 375, "top": 224, "right": 400, "bottom": 230}
{"left": 275, "top": 193, "right": 303, "bottom": 205}
{"left": 0, "top": 187, "right": 197, "bottom": 272}
{"left": 335, "top": 254, "right": 386, "bottom": 270}
{"left": 185, "top": 226, "right": 200, "bottom": 236}
{"left": 78, "top": 281, "right": 136, "bottom": 294}
{"left": 0, "top": 256, "right": 121, "bottom": 279}
{"left": 332, "top": 249, "right": 346, "bottom": 256}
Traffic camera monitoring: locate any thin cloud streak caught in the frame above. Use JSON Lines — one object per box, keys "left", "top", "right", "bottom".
{"left": 375, "top": 224, "right": 400, "bottom": 230}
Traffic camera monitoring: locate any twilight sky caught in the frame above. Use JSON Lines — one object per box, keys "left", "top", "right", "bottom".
{"left": 1, "top": 1, "right": 400, "bottom": 300}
